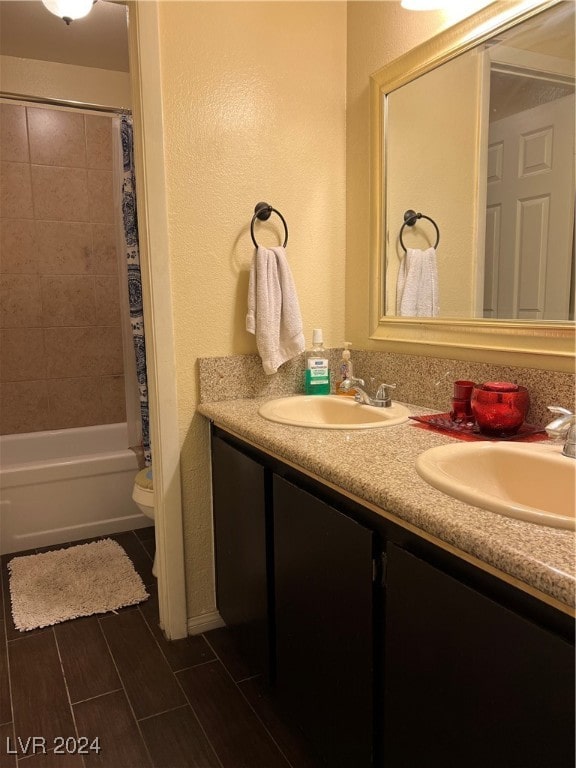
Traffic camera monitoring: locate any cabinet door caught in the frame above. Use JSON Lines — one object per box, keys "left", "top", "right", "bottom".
{"left": 212, "top": 434, "right": 269, "bottom": 676}
{"left": 273, "top": 475, "right": 376, "bottom": 768}
{"left": 384, "top": 543, "right": 575, "bottom": 768}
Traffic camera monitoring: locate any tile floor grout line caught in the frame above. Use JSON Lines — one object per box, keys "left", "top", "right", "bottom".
{"left": 133, "top": 601, "right": 225, "bottom": 768}
{"left": 202, "top": 633, "right": 296, "bottom": 768}
{"left": 236, "top": 671, "right": 267, "bottom": 684}
{"left": 136, "top": 701, "right": 191, "bottom": 723}
{"left": 170, "top": 662, "right": 225, "bottom": 768}
{"left": 52, "top": 626, "right": 86, "bottom": 768}
{"left": 171, "top": 656, "right": 221, "bottom": 675}
{"left": 94, "top": 613, "right": 156, "bottom": 768}
{"left": 64, "top": 686, "right": 125, "bottom": 707}
{"left": 6, "top": 625, "right": 53, "bottom": 643}
{"left": 134, "top": 530, "right": 155, "bottom": 567}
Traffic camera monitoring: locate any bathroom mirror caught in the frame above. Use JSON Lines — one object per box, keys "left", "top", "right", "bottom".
{"left": 370, "top": 0, "right": 575, "bottom": 370}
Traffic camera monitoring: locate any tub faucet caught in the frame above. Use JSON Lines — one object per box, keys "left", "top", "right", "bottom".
{"left": 340, "top": 377, "right": 396, "bottom": 408}
{"left": 545, "top": 406, "right": 576, "bottom": 459}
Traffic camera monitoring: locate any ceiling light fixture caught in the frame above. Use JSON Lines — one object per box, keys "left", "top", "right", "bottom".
{"left": 41, "top": 0, "right": 96, "bottom": 25}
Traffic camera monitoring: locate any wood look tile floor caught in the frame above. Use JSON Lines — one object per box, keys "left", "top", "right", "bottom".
{"left": 0, "top": 528, "right": 323, "bottom": 768}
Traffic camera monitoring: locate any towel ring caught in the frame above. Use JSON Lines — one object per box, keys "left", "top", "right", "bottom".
{"left": 250, "top": 202, "right": 289, "bottom": 248}
{"left": 399, "top": 209, "right": 440, "bottom": 252}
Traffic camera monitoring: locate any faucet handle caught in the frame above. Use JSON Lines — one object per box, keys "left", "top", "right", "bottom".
{"left": 547, "top": 406, "right": 573, "bottom": 417}
{"left": 545, "top": 406, "right": 575, "bottom": 438}
{"left": 375, "top": 382, "right": 396, "bottom": 398}
{"left": 375, "top": 383, "right": 396, "bottom": 404}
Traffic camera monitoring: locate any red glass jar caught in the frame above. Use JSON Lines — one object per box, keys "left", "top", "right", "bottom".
{"left": 471, "top": 382, "right": 530, "bottom": 437}
{"left": 450, "top": 380, "right": 475, "bottom": 423}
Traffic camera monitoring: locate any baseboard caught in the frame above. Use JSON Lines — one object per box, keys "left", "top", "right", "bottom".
{"left": 187, "top": 610, "right": 225, "bottom": 636}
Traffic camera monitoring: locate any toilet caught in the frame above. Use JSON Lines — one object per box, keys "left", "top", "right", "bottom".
{"left": 132, "top": 467, "right": 157, "bottom": 577}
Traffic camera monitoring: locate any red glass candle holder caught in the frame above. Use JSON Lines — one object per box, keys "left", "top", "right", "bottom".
{"left": 471, "top": 382, "right": 530, "bottom": 437}
{"left": 450, "top": 380, "right": 475, "bottom": 423}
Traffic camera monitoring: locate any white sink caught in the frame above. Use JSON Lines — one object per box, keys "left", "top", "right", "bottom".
{"left": 416, "top": 441, "right": 576, "bottom": 530}
{"left": 258, "top": 395, "right": 410, "bottom": 429}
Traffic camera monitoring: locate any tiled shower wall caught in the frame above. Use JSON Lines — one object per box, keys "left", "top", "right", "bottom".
{"left": 0, "top": 102, "right": 126, "bottom": 435}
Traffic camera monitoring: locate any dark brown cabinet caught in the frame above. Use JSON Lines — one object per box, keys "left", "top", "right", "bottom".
{"left": 211, "top": 432, "right": 270, "bottom": 677}
{"left": 383, "top": 543, "right": 575, "bottom": 768}
{"left": 273, "top": 475, "right": 376, "bottom": 768}
{"left": 210, "top": 426, "right": 575, "bottom": 768}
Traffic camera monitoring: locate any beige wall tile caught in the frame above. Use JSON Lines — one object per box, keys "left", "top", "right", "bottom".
{"left": 31, "top": 165, "right": 89, "bottom": 221}
{"left": 0, "top": 328, "right": 45, "bottom": 381}
{"left": 88, "top": 169, "right": 114, "bottom": 223}
{"left": 92, "top": 325, "right": 124, "bottom": 375}
{"left": 101, "top": 375, "right": 127, "bottom": 424}
{"left": 41, "top": 275, "right": 96, "bottom": 327}
{"left": 0, "top": 220, "right": 37, "bottom": 274}
{"left": 92, "top": 223, "right": 119, "bottom": 274}
{"left": 45, "top": 325, "right": 124, "bottom": 378}
{"left": 46, "top": 376, "right": 103, "bottom": 429}
{"left": 0, "top": 275, "right": 43, "bottom": 328}
{"left": 0, "top": 380, "right": 51, "bottom": 434}
{"left": 86, "top": 115, "right": 113, "bottom": 170}
{"left": 36, "top": 221, "right": 93, "bottom": 274}
{"left": 94, "top": 275, "right": 121, "bottom": 325}
{"left": 27, "top": 107, "right": 86, "bottom": 168}
{"left": 0, "top": 105, "right": 127, "bottom": 435}
{"left": 0, "top": 161, "right": 33, "bottom": 219}
{"left": 44, "top": 326, "right": 98, "bottom": 379}
{"left": 0, "top": 103, "right": 29, "bottom": 163}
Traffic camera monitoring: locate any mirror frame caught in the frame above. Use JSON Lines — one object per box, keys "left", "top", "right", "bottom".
{"left": 369, "top": 0, "right": 575, "bottom": 372}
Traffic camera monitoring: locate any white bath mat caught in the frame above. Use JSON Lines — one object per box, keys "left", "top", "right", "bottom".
{"left": 8, "top": 538, "right": 149, "bottom": 632}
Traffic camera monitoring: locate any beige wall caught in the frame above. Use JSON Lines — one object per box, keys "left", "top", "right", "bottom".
{"left": 154, "top": 1, "right": 347, "bottom": 618}
{"left": 345, "top": 0, "right": 493, "bottom": 347}
{"left": 0, "top": 55, "right": 131, "bottom": 110}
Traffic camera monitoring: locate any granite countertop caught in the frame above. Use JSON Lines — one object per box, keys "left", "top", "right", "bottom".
{"left": 198, "top": 396, "right": 576, "bottom": 612}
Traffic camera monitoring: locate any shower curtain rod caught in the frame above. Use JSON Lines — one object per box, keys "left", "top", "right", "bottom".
{"left": 0, "top": 91, "right": 131, "bottom": 116}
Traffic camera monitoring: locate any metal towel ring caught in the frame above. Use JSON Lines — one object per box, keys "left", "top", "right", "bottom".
{"left": 399, "top": 209, "right": 440, "bottom": 252}
{"left": 250, "top": 202, "right": 289, "bottom": 248}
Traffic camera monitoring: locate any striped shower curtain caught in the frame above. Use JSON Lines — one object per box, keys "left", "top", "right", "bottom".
{"left": 120, "top": 115, "right": 151, "bottom": 466}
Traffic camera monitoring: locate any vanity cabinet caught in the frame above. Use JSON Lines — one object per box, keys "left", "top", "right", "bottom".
{"left": 211, "top": 433, "right": 271, "bottom": 677}
{"left": 273, "top": 475, "right": 376, "bottom": 768}
{"left": 383, "top": 543, "right": 575, "bottom": 768}
{"left": 209, "top": 426, "right": 575, "bottom": 768}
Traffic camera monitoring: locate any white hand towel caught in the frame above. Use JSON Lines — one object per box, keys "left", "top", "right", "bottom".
{"left": 246, "top": 245, "right": 305, "bottom": 375}
{"left": 396, "top": 246, "right": 439, "bottom": 317}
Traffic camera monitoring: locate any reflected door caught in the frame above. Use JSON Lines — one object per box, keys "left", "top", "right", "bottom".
{"left": 484, "top": 94, "right": 574, "bottom": 320}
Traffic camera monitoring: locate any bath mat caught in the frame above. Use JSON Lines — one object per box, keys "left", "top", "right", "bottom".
{"left": 8, "top": 538, "right": 149, "bottom": 632}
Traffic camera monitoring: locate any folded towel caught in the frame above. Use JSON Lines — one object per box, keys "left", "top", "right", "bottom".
{"left": 246, "top": 245, "right": 305, "bottom": 375}
{"left": 396, "top": 247, "right": 439, "bottom": 317}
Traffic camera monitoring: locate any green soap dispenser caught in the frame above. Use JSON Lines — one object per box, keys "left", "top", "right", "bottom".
{"left": 304, "top": 329, "right": 330, "bottom": 395}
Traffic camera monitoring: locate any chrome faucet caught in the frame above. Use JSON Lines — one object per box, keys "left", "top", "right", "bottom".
{"left": 545, "top": 406, "right": 576, "bottom": 459}
{"left": 340, "top": 377, "right": 396, "bottom": 408}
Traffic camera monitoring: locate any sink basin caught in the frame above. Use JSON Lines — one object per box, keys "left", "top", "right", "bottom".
{"left": 258, "top": 395, "right": 410, "bottom": 429}
{"left": 416, "top": 441, "right": 576, "bottom": 530}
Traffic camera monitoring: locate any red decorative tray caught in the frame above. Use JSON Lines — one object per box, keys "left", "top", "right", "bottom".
{"left": 409, "top": 413, "right": 547, "bottom": 442}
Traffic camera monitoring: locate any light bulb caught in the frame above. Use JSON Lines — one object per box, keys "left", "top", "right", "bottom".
{"left": 41, "top": 0, "right": 95, "bottom": 24}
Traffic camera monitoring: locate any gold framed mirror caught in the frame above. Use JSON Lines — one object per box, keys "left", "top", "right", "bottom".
{"left": 369, "top": 0, "right": 575, "bottom": 372}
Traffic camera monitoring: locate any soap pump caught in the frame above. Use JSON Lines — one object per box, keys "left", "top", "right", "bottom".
{"left": 336, "top": 342, "right": 355, "bottom": 396}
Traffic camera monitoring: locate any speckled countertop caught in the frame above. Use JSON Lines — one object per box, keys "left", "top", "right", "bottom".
{"left": 198, "top": 396, "right": 576, "bottom": 612}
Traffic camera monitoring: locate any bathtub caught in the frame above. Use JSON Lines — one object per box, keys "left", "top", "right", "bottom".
{"left": 0, "top": 423, "right": 149, "bottom": 555}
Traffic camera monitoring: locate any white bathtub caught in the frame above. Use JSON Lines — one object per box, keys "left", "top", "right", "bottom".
{"left": 0, "top": 423, "right": 149, "bottom": 555}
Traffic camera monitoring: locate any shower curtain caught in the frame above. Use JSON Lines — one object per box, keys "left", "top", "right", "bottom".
{"left": 120, "top": 115, "right": 151, "bottom": 466}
